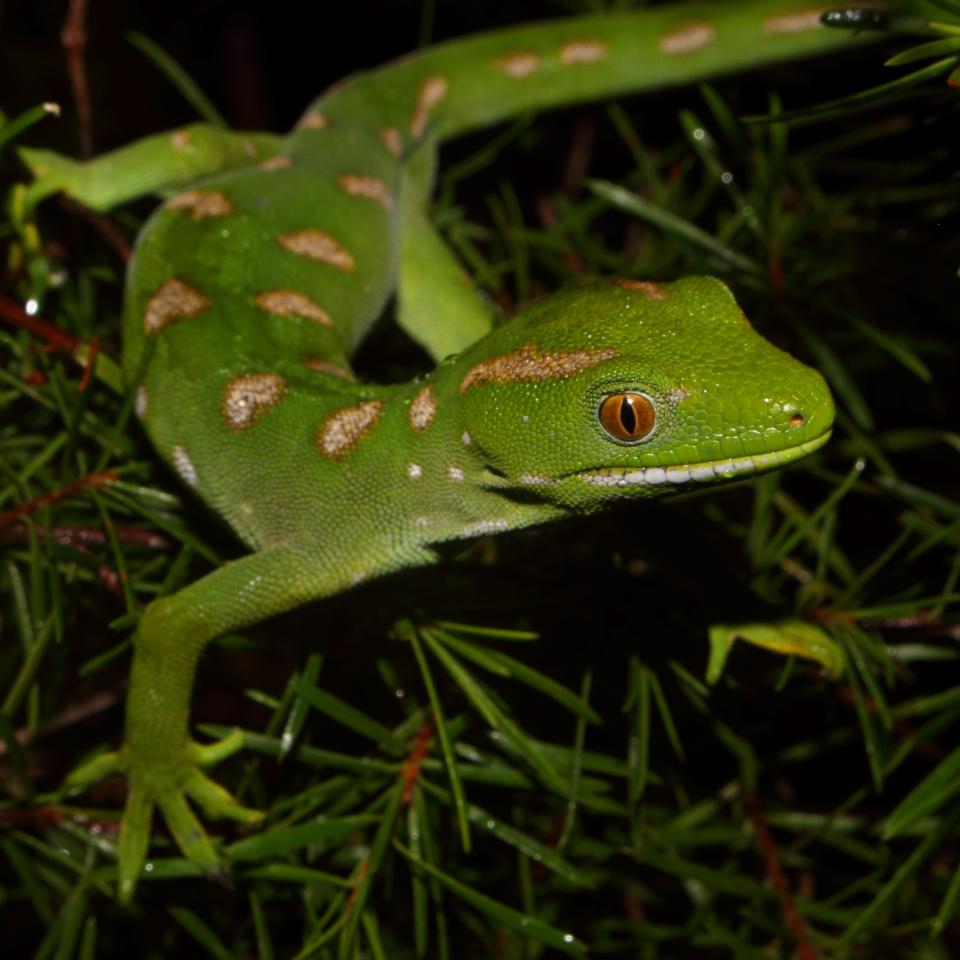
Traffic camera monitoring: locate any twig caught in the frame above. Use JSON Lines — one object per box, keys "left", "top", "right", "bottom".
{"left": 58, "top": 195, "right": 132, "bottom": 262}
{"left": 746, "top": 793, "right": 818, "bottom": 960}
{"left": 61, "top": 0, "right": 93, "bottom": 158}
{"left": 0, "top": 470, "right": 118, "bottom": 530}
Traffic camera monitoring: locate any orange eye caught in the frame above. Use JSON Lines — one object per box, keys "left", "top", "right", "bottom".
{"left": 598, "top": 392, "right": 656, "bottom": 443}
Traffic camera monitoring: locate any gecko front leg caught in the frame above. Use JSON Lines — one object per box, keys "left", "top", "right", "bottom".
{"left": 66, "top": 544, "right": 421, "bottom": 903}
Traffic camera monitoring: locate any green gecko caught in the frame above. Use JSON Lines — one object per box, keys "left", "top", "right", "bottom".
{"left": 21, "top": 0, "right": 852, "bottom": 902}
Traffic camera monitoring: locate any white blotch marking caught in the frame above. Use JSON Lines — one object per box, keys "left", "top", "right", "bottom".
{"left": 448, "top": 465, "right": 465, "bottom": 482}
{"left": 669, "top": 388, "right": 692, "bottom": 403}
{"left": 659, "top": 23, "right": 715, "bottom": 54}
{"left": 408, "top": 462, "right": 423, "bottom": 480}
{"left": 617, "top": 278, "right": 668, "bottom": 300}
{"left": 277, "top": 229, "right": 355, "bottom": 271}
{"left": 460, "top": 341, "right": 616, "bottom": 393}
{"left": 172, "top": 445, "right": 198, "bottom": 487}
{"left": 519, "top": 473, "right": 554, "bottom": 486}
{"left": 165, "top": 189, "right": 234, "bottom": 220}
{"left": 411, "top": 75, "right": 448, "bottom": 138}
{"left": 338, "top": 174, "right": 394, "bottom": 209}
{"left": 461, "top": 431, "right": 472, "bottom": 446}
{"left": 240, "top": 501, "right": 255, "bottom": 516}
{"left": 255, "top": 289, "right": 332, "bottom": 326}
{"left": 241, "top": 140, "right": 258, "bottom": 157}
{"left": 220, "top": 373, "right": 287, "bottom": 430}
{"left": 170, "top": 129, "right": 191, "bottom": 152}
{"left": 304, "top": 358, "right": 355, "bottom": 381}
{"left": 260, "top": 155, "right": 294, "bottom": 171}
{"left": 559, "top": 39, "right": 608, "bottom": 64}
{"left": 414, "top": 516, "right": 431, "bottom": 529}
{"left": 298, "top": 110, "right": 329, "bottom": 130}
{"left": 496, "top": 51, "right": 541, "bottom": 78}
{"left": 135, "top": 385, "right": 148, "bottom": 419}
{"left": 408, "top": 384, "right": 437, "bottom": 431}
{"left": 462, "top": 518, "right": 510, "bottom": 537}
{"left": 144, "top": 278, "right": 209, "bottom": 334}
{"left": 764, "top": 9, "right": 824, "bottom": 34}
{"left": 317, "top": 400, "right": 383, "bottom": 459}
{"left": 380, "top": 126, "right": 402, "bottom": 156}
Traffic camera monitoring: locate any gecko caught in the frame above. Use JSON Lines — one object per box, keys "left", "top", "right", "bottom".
{"left": 20, "top": 0, "right": 852, "bottom": 902}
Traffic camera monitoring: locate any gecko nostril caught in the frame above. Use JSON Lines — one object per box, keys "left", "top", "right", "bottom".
{"left": 788, "top": 412, "right": 805, "bottom": 428}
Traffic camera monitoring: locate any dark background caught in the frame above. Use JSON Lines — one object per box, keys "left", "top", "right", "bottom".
{"left": 2, "top": 1, "right": 959, "bottom": 956}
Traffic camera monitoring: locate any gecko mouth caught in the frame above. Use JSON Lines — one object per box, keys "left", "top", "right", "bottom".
{"left": 575, "top": 428, "right": 832, "bottom": 489}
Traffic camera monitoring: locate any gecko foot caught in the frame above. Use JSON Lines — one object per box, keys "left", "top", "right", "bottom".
{"left": 64, "top": 729, "right": 263, "bottom": 904}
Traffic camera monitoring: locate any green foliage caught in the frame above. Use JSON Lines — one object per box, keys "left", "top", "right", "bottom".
{"left": 2, "top": 1, "right": 958, "bottom": 957}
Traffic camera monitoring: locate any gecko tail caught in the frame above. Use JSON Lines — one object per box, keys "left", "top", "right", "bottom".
{"left": 303, "top": 0, "right": 873, "bottom": 147}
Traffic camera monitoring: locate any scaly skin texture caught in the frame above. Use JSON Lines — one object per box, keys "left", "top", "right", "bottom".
{"left": 27, "top": 0, "right": 853, "bottom": 902}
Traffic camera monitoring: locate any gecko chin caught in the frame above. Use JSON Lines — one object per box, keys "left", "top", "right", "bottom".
{"left": 574, "top": 427, "right": 832, "bottom": 490}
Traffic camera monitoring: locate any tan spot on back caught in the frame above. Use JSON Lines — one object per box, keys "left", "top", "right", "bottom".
{"left": 558, "top": 39, "right": 608, "bottom": 64}
{"left": 278, "top": 229, "right": 355, "bottom": 271}
{"left": 460, "top": 342, "right": 616, "bottom": 394}
{"left": 338, "top": 174, "right": 394, "bottom": 209}
{"left": 255, "top": 290, "right": 332, "bottom": 326}
{"left": 260, "top": 155, "right": 294, "bottom": 171}
{"left": 496, "top": 51, "right": 541, "bottom": 78}
{"left": 241, "top": 139, "right": 258, "bottom": 157}
{"left": 763, "top": 9, "right": 823, "bottom": 34}
{"left": 411, "top": 75, "right": 448, "bottom": 138}
{"left": 321, "top": 77, "right": 349, "bottom": 98}
{"left": 379, "top": 126, "right": 403, "bottom": 156}
{"left": 659, "top": 22, "right": 715, "bottom": 54}
{"left": 297, "top": 110, "right": 329, "bottom": 130}
{"left": 170, "top": 129, "right": 191, "bottom": 152}
{"left": 317, "top": 400, "right": 383, "bottom": 459}
{"left": 221, "top": 373, "right": 287, "bottom": 430}
{"left": 144, "top": 278, "right": 210, "bottom": 334}
{"left": 165, "top": 189, "right": 234, "bottom": 220}
{"left": 408, "top": 384, "right": 437, "bottom": 431}
{"left": 135, "top": 385, "right": 148, "bottom": 419}
{"left": 617, "top": 279, "right": 668, "bottom": 300}
{"left": 305, "top": 358, "right": 356, "bottom": 381}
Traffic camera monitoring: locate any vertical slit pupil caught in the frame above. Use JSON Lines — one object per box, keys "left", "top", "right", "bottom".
{"left": 620, "top": 396, "right": 637, "bottom": 435}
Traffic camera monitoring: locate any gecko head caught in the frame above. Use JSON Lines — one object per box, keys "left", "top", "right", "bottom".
{"left": 456, "top": 277, "right": 834, "bottom": 508}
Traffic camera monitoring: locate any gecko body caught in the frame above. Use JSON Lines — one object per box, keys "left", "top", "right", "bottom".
{"left": 21, "top": 0, "right": 854, "bottom": 900}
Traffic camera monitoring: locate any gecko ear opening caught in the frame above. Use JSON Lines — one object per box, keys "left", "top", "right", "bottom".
{"left": 597, "top": 392, "right": 657, "bottom": 443}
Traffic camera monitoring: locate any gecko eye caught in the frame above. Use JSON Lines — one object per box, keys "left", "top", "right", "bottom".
{"left": 598, "top": 392, "right": 656, "bottom": 443}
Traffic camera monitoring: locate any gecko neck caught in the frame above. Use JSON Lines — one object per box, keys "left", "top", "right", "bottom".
{"left": 389, "top": 371, "right": 541, "bottom": 551}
